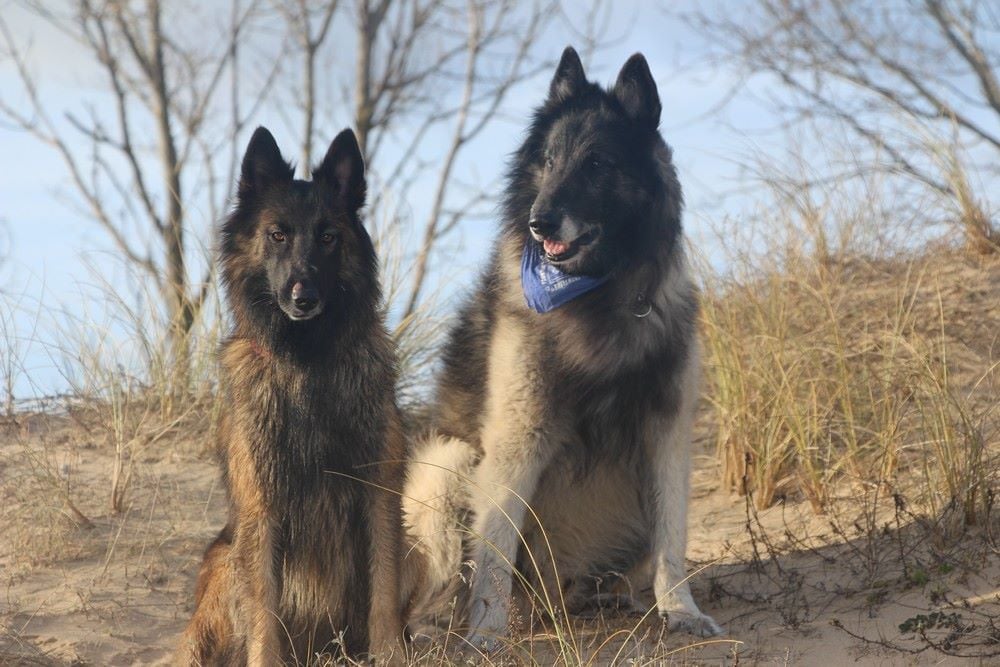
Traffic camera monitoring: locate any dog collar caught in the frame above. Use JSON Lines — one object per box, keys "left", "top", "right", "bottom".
{"left": 520, "top": 241, "right": 609, "bottom": 313}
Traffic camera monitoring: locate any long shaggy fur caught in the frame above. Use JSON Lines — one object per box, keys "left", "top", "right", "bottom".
{"left": 178, "top": 127, "right": 406, "bottom": 665}
{"left": 403, "top": 47, "right": 722, "bottom": 645}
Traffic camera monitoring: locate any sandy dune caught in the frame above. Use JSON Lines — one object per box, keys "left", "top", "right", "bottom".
{"left": 2, "top": 407, "right": 997, "bottom": 665}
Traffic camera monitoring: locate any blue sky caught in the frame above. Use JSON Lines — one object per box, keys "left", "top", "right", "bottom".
{"left": 0, "top": 0, "right": 782, "bottom": 399}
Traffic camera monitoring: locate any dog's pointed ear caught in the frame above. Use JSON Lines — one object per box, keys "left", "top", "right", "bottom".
{"left": 239, "top": 127, "right": 293, "bottom": 198}
{"left": 313, "top": 128, "right": 366, "bottom": 212}
{"left": 613, "top": 53, "right": 661, "bottom": 129}
{"left": 547, "top": 46, "right": 587, "bottom": 103}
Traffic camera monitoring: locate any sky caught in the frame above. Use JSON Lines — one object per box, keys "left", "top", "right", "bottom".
{"left": 0, "top": 0, "right": 787, "bottom": 400}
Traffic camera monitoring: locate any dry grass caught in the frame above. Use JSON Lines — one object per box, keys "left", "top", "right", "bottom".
{"left": 3, "top": 175, "right": 1000, "bottom": 664}
{"left": 698, "top": 154, "right": 999, "bottom": 526}
{"left": 702, "top": 251, "right": 999, "bottom": 520}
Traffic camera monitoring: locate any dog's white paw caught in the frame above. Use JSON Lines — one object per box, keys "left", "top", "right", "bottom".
{"left": 462, "top": 630, "right": 505, "bottom": 655}
{"left": 663, "top": 609, "right": 725, "bottom": 637}
{"left": 572, "top": 592, "right": 645, "bottom": 618}
{"left": 464, "top": 597, "right": 507, "bottom": 654}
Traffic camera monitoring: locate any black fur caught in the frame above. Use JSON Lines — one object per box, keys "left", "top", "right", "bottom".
{"left": 221, "top": 127, "right": 379, "bottom": 362}
{"left": 181, "top": 127, "right": 404, "bottom": 663}
{"left": 406, "top": 48, "right": 722, "bottom": 639}
{"left": 433, "top": 46, "right": 694, "bottom": 470}
{"left": 503, "top": 46, "right": 676, "bottom": 277}
{"left": 220, "top": 127, "right": 390, "bottom": 502}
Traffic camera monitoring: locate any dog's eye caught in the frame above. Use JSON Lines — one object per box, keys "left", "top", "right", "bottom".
{"left": 320, "top": 232, "right": 337, "bottom": 245}
{"left": 269, "top": 230, "right": 286, "bottom": 243}
{"left": 589, "top": 156, "right": 605, "bottom": 170}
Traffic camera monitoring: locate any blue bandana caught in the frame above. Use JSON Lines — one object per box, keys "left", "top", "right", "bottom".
{"left": 520, "top": 241, "right": 608, "bottom": 313}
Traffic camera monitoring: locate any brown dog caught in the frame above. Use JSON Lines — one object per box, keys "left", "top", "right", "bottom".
{"left": 179, "top": 127, "right": 405, "bottom": 665}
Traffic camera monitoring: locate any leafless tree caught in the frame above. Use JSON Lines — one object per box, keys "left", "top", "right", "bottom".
{"left": 0, "top": 0, "right": 279, "bottom": 406}
{"left": 273, "top": 0, "right": 339, "bottom": 174}
{"left": 2, "top": 0, "right": 610, "bottom": 407}
{"left": 381, "top": 0, "right": 562, "bottom": 319}
{"left": 685, "top": 0, "right": 1000, "bottom": 253}
{"left": 278, "top": 0, "right": 609, "bottom": 362}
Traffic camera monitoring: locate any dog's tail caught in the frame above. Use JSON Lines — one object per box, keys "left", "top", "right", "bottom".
{"left": 400, "top": 434, "right": 477, "bottom": 632}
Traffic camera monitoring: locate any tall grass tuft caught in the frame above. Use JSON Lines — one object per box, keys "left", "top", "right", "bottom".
{"left": 699, "top": 186, "right": 997, "bottom": 523}
{"left": 44, "top": 258, "right": 224, "bottom": 509}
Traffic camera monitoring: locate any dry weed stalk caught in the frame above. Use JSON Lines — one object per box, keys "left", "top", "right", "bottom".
{"left": 699, "top": 172, "right": 997, "bottom": 523}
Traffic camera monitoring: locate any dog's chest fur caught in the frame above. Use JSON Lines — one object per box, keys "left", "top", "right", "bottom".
{"left": 219, "top": 338, "right": 390, "bottom": 621}
{"left": 434, "top": 240, "right": 697, "bottom": 469}
{"left": 223, "top": 340, "right": 386, "bottom": 488}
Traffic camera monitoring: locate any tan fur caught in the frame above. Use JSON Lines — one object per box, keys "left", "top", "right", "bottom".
{"left": 400, "top": 435, "right": 477, "bottom": 630}
{"left": 368, "top": 406, "right": 407, "bottom": 661}
{"left": 400, "top": 48, "right": 724, "bottom": 646}
{"left": 179, "top": 337, "right": 407, "bottom": 665}
{"left": 403, "top": 241, "right": 722, "bottom": 644}
{"left": 178, "top": 532, "right": 235, "bottom": 664}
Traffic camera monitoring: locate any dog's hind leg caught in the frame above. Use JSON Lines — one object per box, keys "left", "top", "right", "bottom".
{"left": 643, "top": 343, "right": 723, "bottom": 637}
{"left": 402, "top": 434, "right": 477, "bottom": 622}
{"left": 515, "top": 456, "right": 657, "bottom": 629}
{"left": 177, "top": 527, "right": 240, "bottom": 666}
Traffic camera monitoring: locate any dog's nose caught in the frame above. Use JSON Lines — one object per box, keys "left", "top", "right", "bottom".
{"left": 291, "top": 282, "right": 319, "bottom": 312}
{"left": 528, "top": 212, "right": 558, "bottom": 238}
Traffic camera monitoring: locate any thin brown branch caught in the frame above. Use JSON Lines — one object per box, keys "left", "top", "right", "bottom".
{"left": 925, "top": 0, "right": 1000, "bottom": 117}
{"left": 0, "top": 15, "right": 162, "bottom": 283}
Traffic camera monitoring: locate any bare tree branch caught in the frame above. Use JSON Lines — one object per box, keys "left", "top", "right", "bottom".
{"left": 925, "top": 0, "right": 1000, "bottom": 116}
{"left": 0, "top": 0, "right": 274, "bottom": 397}
{"left": 275, "top": 0, "right": 341, "bottom": 173}
{"left": 0, "top": 14, "right": 161, "bottom": 281}
{"left": 684, "top": 0, "right": 999, "bottom": 251}
{"left": 401, "top": 0, "right": 558, "bottom": 318}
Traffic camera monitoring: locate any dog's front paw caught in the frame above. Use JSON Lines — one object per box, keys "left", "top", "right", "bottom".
{"left": 463, "top": 596, "right": 507, "bottom": 654}
{"left": 462, "top": 630, "right": 505, "bottom": 655}
{"left": 369, "top": 637, "right": 408, "bottom": 666}
{"left": 662, "top": 609, "right": 725, "bottom": 637}
{"left": 572, "top": 592, "right": 646, "bottom": 619}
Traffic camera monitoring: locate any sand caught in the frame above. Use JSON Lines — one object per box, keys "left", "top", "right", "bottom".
{"left": 2, "top": 407, "right": 997, "bottom": 666}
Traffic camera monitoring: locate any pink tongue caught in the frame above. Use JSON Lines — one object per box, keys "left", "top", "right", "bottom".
{"left": 543, "top": 239, "right": 569, "bottom": 256}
